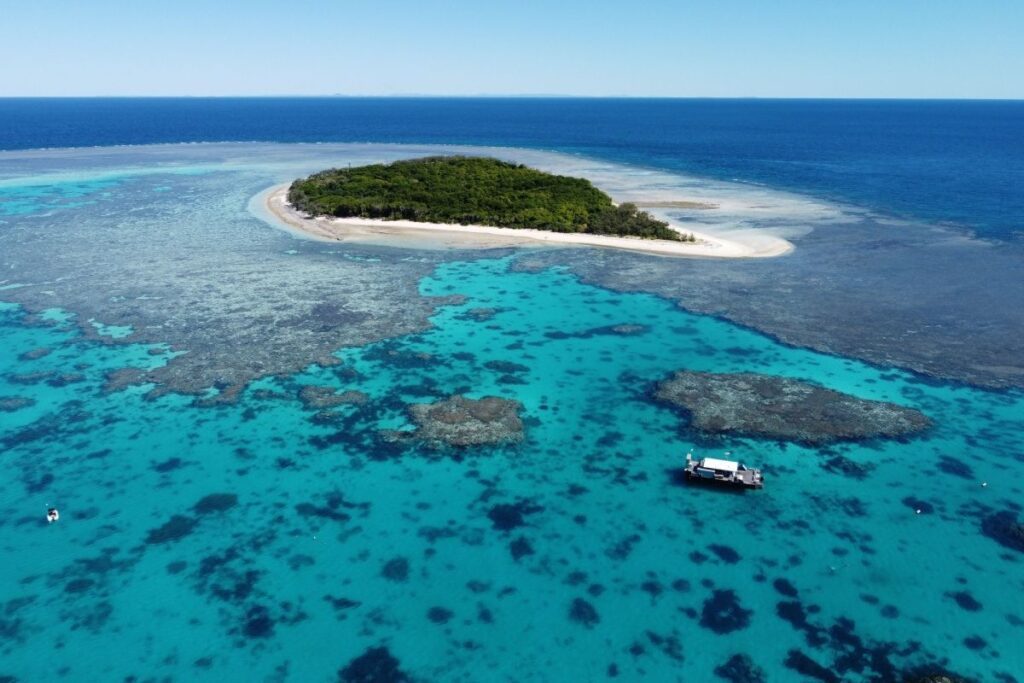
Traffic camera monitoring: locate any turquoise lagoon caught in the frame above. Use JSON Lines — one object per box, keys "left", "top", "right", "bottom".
{"left": 1, "top": 145, "right": 1023, "bottom": 682}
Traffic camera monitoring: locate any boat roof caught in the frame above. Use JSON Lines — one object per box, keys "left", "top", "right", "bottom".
{"left": 700, "top": 457, "right": 739, "bottom": 472}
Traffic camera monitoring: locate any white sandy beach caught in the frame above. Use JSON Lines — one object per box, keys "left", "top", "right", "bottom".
{"left": 261, "top": 184, "right": 793, "bottom": 259}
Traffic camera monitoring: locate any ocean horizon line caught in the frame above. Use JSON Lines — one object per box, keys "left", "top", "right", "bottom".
{"left": 2, "top": 94, "right": 1023, "bottom": 102}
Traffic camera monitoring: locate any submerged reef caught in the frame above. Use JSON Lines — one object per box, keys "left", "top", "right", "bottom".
{"left": 337, "top": 646, "right": 411, "bottom": 683}
{"left": 902, "top": 670, "right": 975, "bottom": 683}
{"left": 393, "top": 395, "right": 525, "bottom": 448}
{"left": 980, "top": 510, "right": 1024, "bottom": 554}
{"left": 0, "top": 396, "right": 35, "bottom": 412}
{"left": 714, "top": 654, "right": 767, "bottom": 683}
{"left": 654, "top": 371, "right": 931, "bottom": 444}
{"left": 0, "top": 155, "right": 469, "bottom": 402}
{"left": 699, "top": 589, "right": 752, "bottom": 634}
{"left": 510, "top": 230, "right": 1024, "bottom": 391}
{"left": 298, "top": 386, "right": 368, "bottom": 409}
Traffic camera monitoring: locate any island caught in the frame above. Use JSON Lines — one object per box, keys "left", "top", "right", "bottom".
{"left": 287, "top": 156, "right": 693, "bottom": 242}
{"left": 261, "top": 156, "right": 795, "bottom": 258}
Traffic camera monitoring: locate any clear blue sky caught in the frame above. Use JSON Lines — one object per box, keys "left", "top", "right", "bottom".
{"left": 2, "top": 0, "right": 1021, "bottom": 98}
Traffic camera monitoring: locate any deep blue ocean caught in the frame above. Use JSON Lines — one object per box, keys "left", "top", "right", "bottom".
{"left": 1, "top": 100, "right": 1022, "bottom": 682}
{"left": 2, "top": 97, "right": 1022, "bottom": 239}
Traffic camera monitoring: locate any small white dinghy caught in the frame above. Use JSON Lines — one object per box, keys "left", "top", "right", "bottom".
{"left": 47, "top": 507, "right": 59, "bottom": 524}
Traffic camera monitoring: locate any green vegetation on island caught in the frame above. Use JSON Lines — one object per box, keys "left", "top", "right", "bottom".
{"left": 288, "top": 156, "right": 693, "bottom": 242}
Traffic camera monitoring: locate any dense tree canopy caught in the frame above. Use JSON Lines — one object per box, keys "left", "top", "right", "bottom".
{"left": 288, "top": 156, "right": 691, "bottom": 241}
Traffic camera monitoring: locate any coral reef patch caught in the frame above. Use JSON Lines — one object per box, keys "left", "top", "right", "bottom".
{"left": 654, "top": 371, "right": 931, "bottom": 444}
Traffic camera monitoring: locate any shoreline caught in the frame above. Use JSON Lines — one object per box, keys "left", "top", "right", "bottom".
{"left": 260, "top": 184, "right": 794, "bottom": 259}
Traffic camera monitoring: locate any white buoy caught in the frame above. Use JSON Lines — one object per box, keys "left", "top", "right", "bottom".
{"left": 981, "top": 482, "right": 988, "bottom": 488}
{"left": 916, "top": 509, "right": 922, "bottom": 514}
{"left": 47, "top": 507, "right": 59, "bottom": 524}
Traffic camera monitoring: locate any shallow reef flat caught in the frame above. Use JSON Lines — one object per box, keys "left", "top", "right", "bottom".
{"left": 389, "top": 394, "right": 525, "bottom": 448}
{"left": 654, "top": 370, "right": 932, "bottom": 444}
{"left": 1, "top": 143, "right": 1021, "bottom": 393}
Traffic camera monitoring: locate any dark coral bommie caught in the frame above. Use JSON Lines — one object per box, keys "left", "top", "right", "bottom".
{"left": 193, "top": 493, "right": 238, "bottom": 515}
{"left": 380, "top": 557, "right": 410, "bottom": 582}
{"left": 338, "top": 646, "right": 411, "bottom": 683}
{"left": 145, "top": 515, "right": 198, "bottom": 545}
{"left": 980, "top": 510, "right": 1024, "bottom": 553}
{"left": 568, "top": 597, "right": 600, "bottom": 628}
{"left": 699, "top": 590, "right": 752, "bottom": 634}
{"left": 487, "top": 500, "right": 543, "bottom": 531}
{"left": 714, "top": 653, "right": 767, "bottom": 683}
